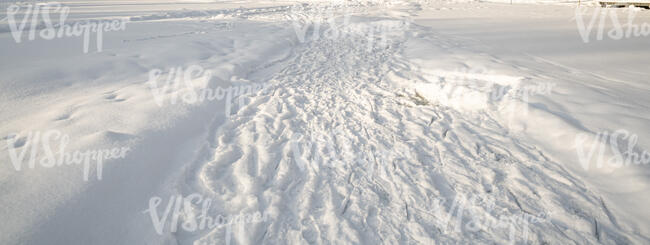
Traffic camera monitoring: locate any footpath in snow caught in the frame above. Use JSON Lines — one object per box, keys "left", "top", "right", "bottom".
{"left": 0, "top": 1, "right": 649, "bottom": 244}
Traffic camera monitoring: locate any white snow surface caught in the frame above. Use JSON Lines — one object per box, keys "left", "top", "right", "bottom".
{"left": 0, "top": 0, "right": 649, "bottom": 244}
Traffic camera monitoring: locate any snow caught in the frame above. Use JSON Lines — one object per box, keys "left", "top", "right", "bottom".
{"left": 0, "top": 0, "right": 649, "bottom": 244}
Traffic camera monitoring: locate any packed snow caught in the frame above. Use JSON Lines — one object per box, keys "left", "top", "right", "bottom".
{"left": 1, "top": 0, "right": 649, "bottom": 244}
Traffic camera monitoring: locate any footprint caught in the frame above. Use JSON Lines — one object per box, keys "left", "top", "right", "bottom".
{"left": 104, "top": 93, "right": 126, "bottom": 102}
{"left": 97, "top": 130, "right": 135, "bottom": 141}
{"left": 54, "top": 114, "right": 71, "bottom": 121}
{"left": 1, "top": 134, "right": 15, "bottom": 140}
{"left": 5, "top": 135, "right": 27, "bottom": 148}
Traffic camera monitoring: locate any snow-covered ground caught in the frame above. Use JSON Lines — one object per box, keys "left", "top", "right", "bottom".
{"left": 1, "top": 0, "right": 649, "bottom": 244}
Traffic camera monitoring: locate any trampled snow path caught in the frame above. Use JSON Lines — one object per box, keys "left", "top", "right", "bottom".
{"left": 167, "top": 12, "right": 646, "bottom": 245}
{"left": 1, "top": 2, "right": 649, "bottom": 244}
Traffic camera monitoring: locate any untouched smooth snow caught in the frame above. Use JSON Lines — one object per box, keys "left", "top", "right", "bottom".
{"left": 1, "top": 0, "right": 649, "bottom": 244}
